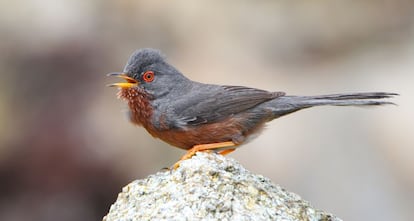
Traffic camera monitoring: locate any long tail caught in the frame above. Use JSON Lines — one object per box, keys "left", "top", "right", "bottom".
{"left": 269, "top": 92, "right": 397, "bottom": 118}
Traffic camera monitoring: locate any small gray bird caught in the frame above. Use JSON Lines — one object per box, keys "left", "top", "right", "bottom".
{"left": 108, "top": 48, "right": 396, "bottom": 168}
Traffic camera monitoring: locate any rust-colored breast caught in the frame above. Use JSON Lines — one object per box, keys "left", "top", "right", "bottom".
{"left": 118, "top": 88, "right": 155, "bottom": 129}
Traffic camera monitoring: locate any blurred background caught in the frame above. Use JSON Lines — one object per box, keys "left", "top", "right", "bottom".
{"left": 0, "top": 0, "right": 413, "bottom": 220}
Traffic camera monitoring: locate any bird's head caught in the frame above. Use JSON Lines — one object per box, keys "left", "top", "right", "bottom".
{"left": 108, "top": 48, "right": 189, "bottom": 99}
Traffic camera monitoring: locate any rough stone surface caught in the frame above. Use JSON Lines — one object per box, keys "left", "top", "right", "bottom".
{"left": 103, "top": 152, "right": 342, "bottom": 221}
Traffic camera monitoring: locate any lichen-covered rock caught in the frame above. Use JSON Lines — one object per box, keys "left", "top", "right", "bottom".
{"left": 103, "top": 152, "right": 341, "bottom": 221}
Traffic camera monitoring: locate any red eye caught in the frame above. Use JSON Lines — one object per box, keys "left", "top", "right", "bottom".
{"left": 142, "top": 71, "right": 155, "bottom": 82}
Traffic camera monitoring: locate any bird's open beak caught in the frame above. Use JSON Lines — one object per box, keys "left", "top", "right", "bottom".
{"left": 107, "top": 72, "right": 138, "bottom": 88}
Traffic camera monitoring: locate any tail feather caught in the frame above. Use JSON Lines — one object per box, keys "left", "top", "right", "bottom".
{"left": 308, "top": 92, "right": 398, "bottom": 101}
{"left": 268, "top": 92, "right": 397, "bottom": 118}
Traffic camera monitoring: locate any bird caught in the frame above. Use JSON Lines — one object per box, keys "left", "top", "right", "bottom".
{"left": 108, "top": 48, "right": 396, "bottom": 169}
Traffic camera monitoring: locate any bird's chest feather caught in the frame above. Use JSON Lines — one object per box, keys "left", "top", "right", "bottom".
{"left": 118, "top": 88, "right": 181, "bottom": 143}
{"left": 118, "top": 88, "right": 156, "bottom": 130}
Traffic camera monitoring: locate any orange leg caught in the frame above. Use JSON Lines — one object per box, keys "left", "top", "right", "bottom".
{"left": 172, "top": 141, "right": 236, "bottom": 169}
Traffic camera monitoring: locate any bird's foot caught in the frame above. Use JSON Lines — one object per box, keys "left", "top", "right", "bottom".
{"left": 172, "top": 141, "right": 236, "bottom": 169}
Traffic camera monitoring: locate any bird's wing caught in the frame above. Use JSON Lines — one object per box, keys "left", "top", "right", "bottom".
{"left": 172, "top": 85, "right": 285, "bottom": 127}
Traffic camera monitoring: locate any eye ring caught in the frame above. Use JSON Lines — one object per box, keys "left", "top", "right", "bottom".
{"left": 142, "top": 71, "right": 155, "bottom": 82}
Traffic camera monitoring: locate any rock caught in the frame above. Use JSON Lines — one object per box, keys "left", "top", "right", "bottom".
{"left": 103, "top": 152, "right": 341, "bottom": 221}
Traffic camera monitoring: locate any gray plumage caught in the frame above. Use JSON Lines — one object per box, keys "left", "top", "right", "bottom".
{"left": 112, "top": 48, "right": 397, "bottom": 149}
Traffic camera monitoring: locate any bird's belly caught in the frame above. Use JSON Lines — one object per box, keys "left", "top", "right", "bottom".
{"left": 145, "top": 117, "right": 266, "bottom": 150}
